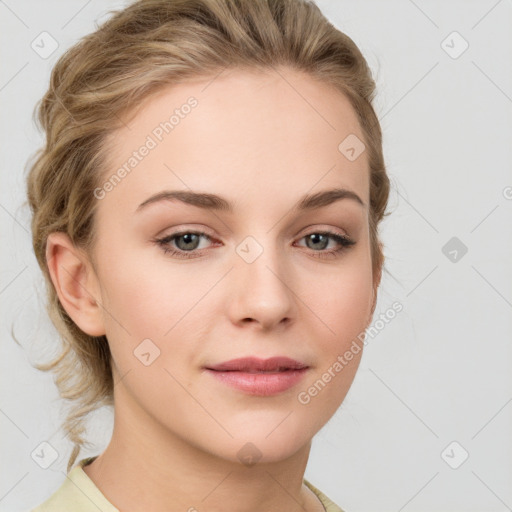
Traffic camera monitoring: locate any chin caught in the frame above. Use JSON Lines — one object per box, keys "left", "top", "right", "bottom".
{"left": 198, "top": 422, "right": 315, "bottom": 466}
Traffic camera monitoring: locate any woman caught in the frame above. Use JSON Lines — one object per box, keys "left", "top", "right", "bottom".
{"left": 27, "top": 0, "right": 390, "bottom": 510}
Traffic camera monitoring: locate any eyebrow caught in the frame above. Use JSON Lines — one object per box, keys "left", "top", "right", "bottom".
{"left": 135, "top": 187, "right": 366, "bottom": 214}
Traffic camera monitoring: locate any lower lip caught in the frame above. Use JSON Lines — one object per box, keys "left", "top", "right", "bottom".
{"left": 205, "top": 368, "right": 309, "bottom": 396}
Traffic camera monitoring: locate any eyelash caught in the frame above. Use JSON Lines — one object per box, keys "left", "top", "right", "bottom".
{"left": 153, "top": 229, "right": 356, "bottom": 260}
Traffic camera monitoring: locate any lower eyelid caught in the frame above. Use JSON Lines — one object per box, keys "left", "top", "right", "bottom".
{"left": 158, "top": 233, "right": 353, "bottom": 258}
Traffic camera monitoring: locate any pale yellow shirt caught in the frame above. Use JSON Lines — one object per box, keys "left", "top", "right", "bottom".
{"left": 31, "top": 456, "right": 345, "bottom": 512}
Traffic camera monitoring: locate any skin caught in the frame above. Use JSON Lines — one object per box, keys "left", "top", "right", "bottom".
{"left": 47, "top": 65, "right": 381, "bottom": 512}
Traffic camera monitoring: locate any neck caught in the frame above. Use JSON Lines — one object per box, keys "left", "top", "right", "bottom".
{"left": 82, "top": 375, "right": 323, "bottom": 512}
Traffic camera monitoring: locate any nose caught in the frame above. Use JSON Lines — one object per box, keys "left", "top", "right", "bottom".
{"left": 227, "top": 238, "right": 296, "bottom": 331}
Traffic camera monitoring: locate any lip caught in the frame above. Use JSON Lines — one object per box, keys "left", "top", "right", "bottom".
{"left": 204, "top": 357, "right": 310, "bottom": 396}
{"left": 206, "top": 356, "right": 308, "bottom": 372}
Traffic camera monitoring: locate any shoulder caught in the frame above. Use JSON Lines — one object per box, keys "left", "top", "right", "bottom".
{"left": 30, "top": 457, "right": 118, "bottom": 512}
{"left": 304, "top": 478, "right": 346, "bottom": 512}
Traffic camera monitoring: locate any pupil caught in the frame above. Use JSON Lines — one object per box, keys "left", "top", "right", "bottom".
{"left": 178, "top": 233, "right": 198, "bottom": 250}
{"left": 308, "top": 233, "right": 327, "bottom": 250}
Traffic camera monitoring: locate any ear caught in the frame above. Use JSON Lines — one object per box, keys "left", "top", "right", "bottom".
{"left": 372, "top": 265, "right": 382, "bottom": 311}
{"left": 369, "top": 243, "right": 384, "bottom": 320}
{"left": 45, "top": 232, "right": 106, "bottom": 337}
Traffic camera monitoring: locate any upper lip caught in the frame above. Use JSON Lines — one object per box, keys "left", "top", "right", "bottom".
{"left": 205, "top": 357, "right": 309, "bottom": 372}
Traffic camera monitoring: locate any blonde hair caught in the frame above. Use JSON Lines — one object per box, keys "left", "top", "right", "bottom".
{"left": 25, "top": 0, "right": 390, "bottom": 473}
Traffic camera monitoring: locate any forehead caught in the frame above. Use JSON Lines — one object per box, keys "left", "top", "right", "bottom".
{"left": 99, "top": 66, "right": 369, "bottom": 213}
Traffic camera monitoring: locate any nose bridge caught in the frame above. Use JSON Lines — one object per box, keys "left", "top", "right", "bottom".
{"left": 230, "top": 232, "right": 294, "bottom": 326}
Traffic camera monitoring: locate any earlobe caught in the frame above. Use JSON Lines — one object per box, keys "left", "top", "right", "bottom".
{"left": 368, "top": 258, "right": 383, "bottom": 323}
{"left": 371, "top": 242, "right": 384, "bottom": 313}
{"left": 45, "top": 232, "right": 106, "bottom": 337}
{"left": 372, "top": 265, "right": 382, "bottom": 311}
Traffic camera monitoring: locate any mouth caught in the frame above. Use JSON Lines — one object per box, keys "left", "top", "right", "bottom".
{"left": 204, "top": 357, "right": 310, "bottom": 396}
{"left": 205, "top": 356, "right": 309, "bottom": 372}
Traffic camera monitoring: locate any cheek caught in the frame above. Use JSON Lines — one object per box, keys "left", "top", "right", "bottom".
{"left": 97, "top": 242, "right": 187, "bottom": 325}
{"left": 298, "top": 258, "right": 374, "bottom": 344}
{"left": 301, "top": 269, "right": 372, "bottom": 410}
{"left": 330, "top": 272, "right": 373, "bottom": 331}
{"left": 96, "top": 234, "right": 373, "bottom": 360}
{"left": 100, "top": 265, "right": 169, "bottom": 333}
{"left": 95, "top": 250, "right": 215, "bottom": 366}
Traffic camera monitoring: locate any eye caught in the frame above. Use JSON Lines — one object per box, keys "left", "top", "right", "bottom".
{"left": 153, "top": 229, "right": 356, "bottom": 260}
{"left": 294, "top": 230, "right": 356, "bottom": 259}
{"left": 154, "top": 231, "right": 214, "bottom": 259}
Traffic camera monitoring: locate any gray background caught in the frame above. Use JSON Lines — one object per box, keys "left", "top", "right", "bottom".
{"left": 1, "top": 1, "right": 511, "bottom": 511}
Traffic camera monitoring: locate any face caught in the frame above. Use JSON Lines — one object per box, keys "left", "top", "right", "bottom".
{"left": 82, "top": 66, "right": 378, "bottom": 463}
